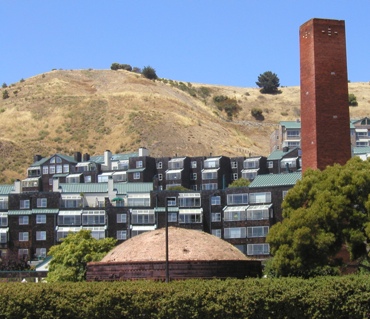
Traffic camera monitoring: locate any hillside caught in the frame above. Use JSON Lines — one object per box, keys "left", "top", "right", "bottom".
{"left": 0, "top": 69, "right": 369, "bottom": 183}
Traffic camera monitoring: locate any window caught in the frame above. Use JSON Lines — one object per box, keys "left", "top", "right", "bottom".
{"left": 202, "top": 183, "right": 218, "bottom": 190}
{"left": 0, "top": 199, "right": 8, "bottom": 210}
{"left": 85, "top": 227, "right": 105, "bottom": 240}
{"left": 49, "top": 166, "right": 55, "bottom": 174}
{"left": 168, "top": 158, "right": 184, "bottom": 169}
{"left": 190, "top": 173, "right": 197, "bottom": 180}
{"left": 202, "top": 170, "right": 218, "bottom": 180}
{"left": 133, "top": 172, "right": 140, "bottom": 180}
{"left": 35, "top": 248, "right": 47, "bottom": 258}
{"left": 82, "top": 211, "right": 105, "bottom": 225}
{"left": 117, "top": 230, "right": 127, "bottom": 240}
{"left": 247, "top": 244, "right": 270, "bottom": 256}
{"left": 168, "top": 213, "right": 177, "bottom": 222}
{"left": 231, "top": 161, "right": 238, "bottom": 169}
{"left": 280, "top": 158, "right": 297, "bottom": 169}
{"left": 233, "top": 173, "right": 238, "bottom": 180}
{"left": 224, "top": 209, "right": 247, "bottom": 221}
{"left": 50, "top": 156, "right": 62, "bottom": 164}
{"left": 131, "top": 210, "right": 155, "bottom": 224}
{"left": 211, "top": 212, "right": 221, "bottom": 222}
{"left": 62, "top": 198, "right": 82, "bottom": 208}
{"left": 204, "top": 158, "right": 219, "bottom": 169}
{"left": 158, "top": 174, "right": 163, "bottom": 181}
{"left": 58, "top": 214, "right": 81, "bottom": 226}
{"left": 136, "top": 161, "right": 143, "bottom": 168}
{"left": 247, "top": 205, "right": 270, "bottom": 220}
{"left": 249, "top": 192, "right": 271, "bottom": 204}
{"left": 36, "top": 231, "right": 47, "bottom": 241}
{"left": 166, "top": 197, "right": 177, "bottom": 206}
{"left": 166, "top": 171, "right": 181, "bottom": 180}
{"left": 63, "top": 164, "right": 70, "bottom": 173}
{"left": 211, "top": 196, "right": 221, "bottom": 205}
{"left": 287, "top": 130, "right": 300, "bottom": 138}
{"left": 113, "top": 172, "right": 127, "bottom": 182}
{"left": 268, "top": 161, "right": 273, "bottom": 168}
{"left": 84, "top": 176, "right": 91, "bottom": 183}
{"left": 36, "top": 214, "right": 46, "bottom": 224}
{"left": 56, "top": 165, "right": 63, "bottom": 173}
{"left": 224, "top": 227, "right": 246, "bottom": 239}
{"left": 212, "top": 229, "right": 221, "bottom": 238}
{"left": 179, "top": 211, "right": 202, "bottom": 223}
{"left": 57, "top": 227, "right": 81, "bottom": 241}
{"left": 242, "top": 170, "right": 257, "bottom": 181}
{"left": 157, "top": 162, "right": 162, "bottom": 169}
{"left": 0, "top": 214, "right": 8, "bottom": 227}
{"left": 179, "top": 194, "right": 201, "bottom": 207}
{"left": 37, "top": 198, "right": 47, "bottom": 208}
{"left": 244, "top": 159, "right": 259, "bottom": 169}
{"left": 43, "top": 166, "right": 49, "bottom": 175}
{"left": 0, "top": 231, "right": 7, "bottom": 243}
{"left": 247, "top": 226, "right": 269, "bottom": 238}
{"left": 20, "top": 200, "right": 30, "bottom": 209}
{"left": 191, "top": 161, "right": 197, "bottom": 168}
{"left": 117, "top": 214, "right": 127, "bottom": 223}
{"left": 18, "top": 249, "right": 28, "bottom": 258}
{"left": 127, "top": 195, "right": 150, "bottom": 207}
{"left": 19, "top": 232, "right": 29, "bottom": 241}
{"left": 19, "top": 216, "right": 29, "bottom": 225}
{"left": 227, "top": 193, "right": 248, "bottom": 205}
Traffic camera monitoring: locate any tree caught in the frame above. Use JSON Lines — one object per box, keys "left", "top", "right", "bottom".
{"left": 349, "top": 93, "right": 358, "bottom": 106}
{"left": 1, "top": 83, "right": 7, "bottom": 88}
{"left": 256, "top": 71, "right": 280, "bottom": 94}
{"left": 142, "top": 66, "right": 158, "bottom": 80}
{"left": 2, "top": 90, "right": 9, "bottom": 99}
{"left": 228, "top": 178, "right": 250, "bottom": 188}
{"left": 266, "top": 157, "right": 370, "bottom": 278}
{"left": 110, "top": 63, "right": 132, "bottom": 71}
{"left": 47, "top": 230, "right": 116, "bottom": 282}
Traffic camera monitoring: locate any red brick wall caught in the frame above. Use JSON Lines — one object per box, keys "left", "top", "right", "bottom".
{"left": 300, "top": 19, "right": 351, "bottom": 172}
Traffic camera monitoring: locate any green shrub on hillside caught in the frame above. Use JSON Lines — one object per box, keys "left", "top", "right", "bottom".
{"left": 213, "top": 95, "right": 241, "bottom": 119}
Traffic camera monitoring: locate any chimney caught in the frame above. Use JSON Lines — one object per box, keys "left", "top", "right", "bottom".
{"left": 83, "top": 153, "right": 90, "bottom": 161}
{"left": 104, "top": 150, "right": 112, "bottom": 170}
{"left": 74, "top": 152, "right": 82, "bottom": 162}
{"left": 33, "top": 155, "right": 42, "bottom": 163}
{"left": 138, "top": 147, "right": 149, "bottom": 157}
{"left": 14, "top": 179, "right": 21, "bottom": 194}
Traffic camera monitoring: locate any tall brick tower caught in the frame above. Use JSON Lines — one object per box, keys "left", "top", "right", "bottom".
{"left": 300, "top": 18, "right": 351, "bottom": 173}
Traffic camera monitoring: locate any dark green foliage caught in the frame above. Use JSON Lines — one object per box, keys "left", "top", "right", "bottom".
{"left": 1, "top": 83, "right": 7, "bottom": 88}
{"left": 267, "top": 157, "right": 370, "bottom": 277}
{"left": 20, "top": 78, "right": 25, "bottom": 83}
{"left": 228, "top": 178, "right": 250, "bottom": 188}
{"left": 110, "top": 63, "right": 133, "bottom": 71}
{"left": 213, "top": 95, "right": 241, "bottom": 119}
{"left": 142, "top": 66, "right": 158, "bottom": 80}
{"left": 251, "top": 107, "right": 263, "bottom": 118}
{"left": 1, "top": 276, "right": 370, "bottom": 318}
{"left": 349, "top": 93, "right": 358, "bottom": 106}
{"left": 256, "top": 71, "right": 280, "bottom": 94}
{"left": 132, "top": 66, "right": 141, "bottom": 73}
{"left": 2, "top": 90, "right": 9, "bottom": 99}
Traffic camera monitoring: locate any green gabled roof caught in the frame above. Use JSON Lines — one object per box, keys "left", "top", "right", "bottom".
{"left": 267, "top": 148, "right": 299, "bottom": 160}
{"left": 0, "top": 185, "right": 14, "bottom": 195}
{"left": 59, "top": 182, "right": 153, "bottom": 194}
{"left": 353, "top": 147, "right": 370, "bottom": 155}
{"left": 280, "top": 121, "right": 301, "bottom": 129}
{"left": 249, "top": 172, "right": 301, "bottom": 188}
{"left": 31, "top": 153, "right": 77, "bottom": 167}
{"left": 90, "top": 152, "right": 138, "bottom": 164}
{"left": 115, "top": 183, "right": 153, "bottom": 194}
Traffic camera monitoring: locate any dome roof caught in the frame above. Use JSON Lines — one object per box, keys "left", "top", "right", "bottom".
{"left": 101, "top": 227, "right": 251, "bottom": 262}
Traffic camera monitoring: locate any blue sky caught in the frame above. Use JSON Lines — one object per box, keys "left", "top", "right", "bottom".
{"left": 1, "top": 1, "right": 369, "bottom": 87}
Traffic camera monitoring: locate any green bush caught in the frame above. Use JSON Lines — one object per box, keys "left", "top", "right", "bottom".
{"left": 213, "top": 95, "right": 241, "bottom": 119}
{"left": 0, "top": 276, "right": 370, "bottom": 318}
{"left": 142, "top": 66, "right": 158, "bottom": 80}
{"left": 110, "top": 63, "right": 132, "bottom": 71}
{"left": 349, "top": 93, "right": 358, "bottom": 106}
{"left": 2, "top": 90, "right": 9, "bottom": 99}
{"left": 251, "top": 107, "right": 263, "bottom": 118}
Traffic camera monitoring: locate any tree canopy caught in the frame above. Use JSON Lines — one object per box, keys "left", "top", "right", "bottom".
{"left": 228, "top": 178, "right": 250, "bottom": 188}
{"left": 256, "top": 71, "right": 280, "bottom": 94}
{"left": 47, "top": 230, "right": 116, "bottom": 282}
{"left": 142, "top": 66, "right": 158, "bottom": 80}
{"left": 266, "top": 157, "right": 370, "bottom": 277}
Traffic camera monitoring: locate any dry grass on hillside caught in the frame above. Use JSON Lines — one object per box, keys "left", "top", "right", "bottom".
{"left": 0, "top": 69, "right": 369, "bottom": 183}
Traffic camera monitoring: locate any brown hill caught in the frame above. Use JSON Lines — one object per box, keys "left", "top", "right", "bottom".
{"left": 0, "top": 69, "right": 369, "bottom": 183}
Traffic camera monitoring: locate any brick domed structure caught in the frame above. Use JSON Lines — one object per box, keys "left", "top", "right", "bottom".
{"left": 87, "top": 227, "right": 261, "bottom": 281}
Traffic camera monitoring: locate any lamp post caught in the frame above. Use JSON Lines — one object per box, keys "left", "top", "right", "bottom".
{"left": 165, "top": 197, "right": 170, "bottom": 283}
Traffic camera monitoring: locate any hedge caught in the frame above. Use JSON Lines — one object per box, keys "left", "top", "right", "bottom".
{"left": 0, "top": 276, "right": 370, "bottom": 318}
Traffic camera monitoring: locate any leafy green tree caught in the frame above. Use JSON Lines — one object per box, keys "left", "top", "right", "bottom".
{"left": 349, "top": 93, "right": 358, "bottom": 106}
{"left": 256, "top": 71, "right": 280, "bottom": 94}
{"left": 228, "top": 178, "right": 250, "bottom": 188}
{"left": 142, "top": 66, "right": 158, "bottom": 80}
{"left": 2, "top": 90, "right": 9, "bottom": 99}
{"left": 267, "top": 157, "right": 370, "bottom": 277}
{"left": 110, "top": 63, "right": 132, "bottom": 71}
{"left": 47, "top": 230, "right": 116, "bottom": 282}
{"left": 1, "top": 83, "right": 7, "bottom": 88}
